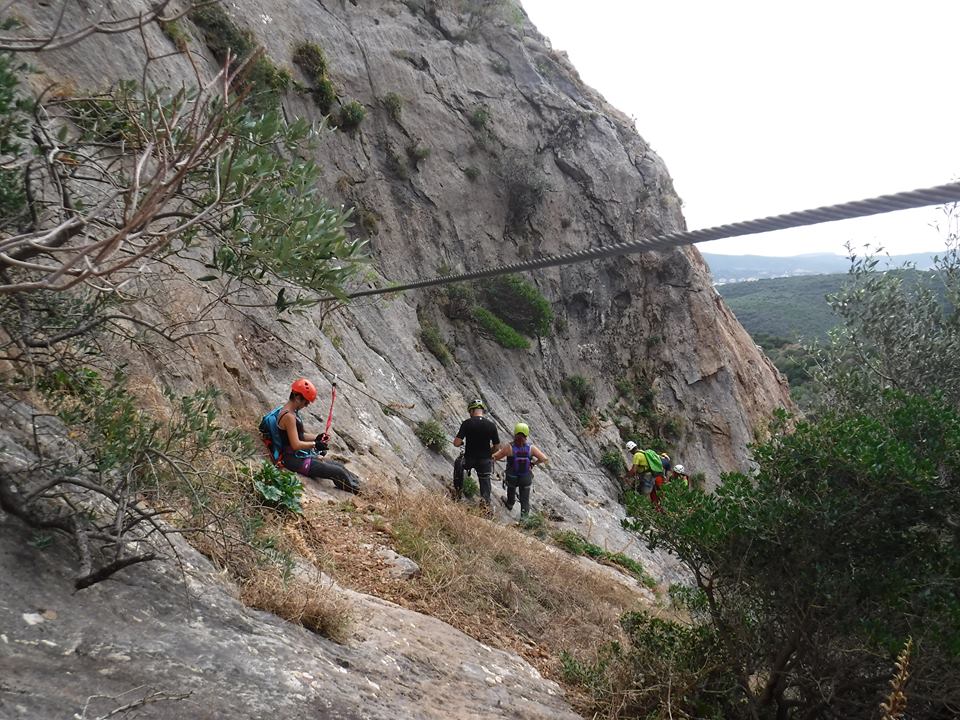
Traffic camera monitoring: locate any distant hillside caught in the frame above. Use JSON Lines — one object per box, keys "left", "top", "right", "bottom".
{"left": 703, "top": 252, "right": 938, "bottom": 284}
{"left": 718, "top": 269, "right": 947, "bottom": 341}
{"left": 718, "top": 274, "right": 844, "bottom": 341}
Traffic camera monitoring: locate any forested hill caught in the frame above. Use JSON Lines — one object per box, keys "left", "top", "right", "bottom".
{"left": 704, "top": 251, "right": 938, "bottom": 283}
{"left": 718, "top": 268, "right": 948, "bottom": 341}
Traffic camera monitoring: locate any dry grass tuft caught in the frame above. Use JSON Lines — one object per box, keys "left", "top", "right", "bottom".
{"left": 239, "top": 568, "right": 353, "bottom": 644}
{"left": 385, "top": 492, "right": 644, "bottom": 676}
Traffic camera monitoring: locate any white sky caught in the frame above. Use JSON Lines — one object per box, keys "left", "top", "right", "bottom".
{"left": 520, "top": 0, "right": 959, "bottom": 256}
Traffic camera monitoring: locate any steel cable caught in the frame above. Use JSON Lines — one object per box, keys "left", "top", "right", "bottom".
{"left": 337, "top": 181, "right": 960, "bottom": 300}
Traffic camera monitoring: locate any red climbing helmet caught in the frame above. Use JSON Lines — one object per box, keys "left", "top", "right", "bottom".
{"left": 291, "top": 378, "right": 318, "bottom": 403}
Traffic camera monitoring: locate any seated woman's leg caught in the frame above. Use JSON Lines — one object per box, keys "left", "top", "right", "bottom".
{"left": 309, "top": 459, "right": 361, "bottom": 494}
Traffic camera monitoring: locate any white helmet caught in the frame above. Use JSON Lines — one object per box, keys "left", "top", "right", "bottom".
{"left": 625, "top": 441, "right": 638, "bottom": 452}
{"left": 674, "top": 464, "right": 685, "bottom": 474}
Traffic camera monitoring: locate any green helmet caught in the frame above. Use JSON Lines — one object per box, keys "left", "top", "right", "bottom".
{"left": 467, "top": 398, "right": 485, "bottom": 411}
{"left": 514, "top": 422, "right": 529, "bottom": 437}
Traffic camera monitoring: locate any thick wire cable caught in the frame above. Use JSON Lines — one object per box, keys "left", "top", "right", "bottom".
{"left": 338, "top": 181, "right": 960, "bottom": 300}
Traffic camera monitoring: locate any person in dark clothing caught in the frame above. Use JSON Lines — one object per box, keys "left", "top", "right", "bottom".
{"left": 493, "top": 422, "right": 548, "bottom": 517}
{"left": 277, "top": 378, "right": 360, "bottom": 494}
{"left": 453, "top": 398, "right": 500, "bottom": 505}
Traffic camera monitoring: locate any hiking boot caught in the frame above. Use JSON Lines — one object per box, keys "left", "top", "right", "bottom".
{"left": 500, "top": 495, "right": 514, "bottom": 511}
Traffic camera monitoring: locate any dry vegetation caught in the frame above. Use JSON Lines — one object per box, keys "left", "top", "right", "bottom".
{"left": 284, "top": 484, "right": 653, "bottom": 697}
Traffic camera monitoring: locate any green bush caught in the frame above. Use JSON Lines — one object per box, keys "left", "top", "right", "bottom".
{"left": 480, "top": 274, "right": 553, "bottom": 336}
{"left": 406, "top": 143, "right": 431, "bottom": 162}
{"left": 518, "top": 511, "right": 548, "bottom": 538}
{"left": 0, "top": 51, "right": 29, "bottom": 230}
{"left": 420, "top": 322, "right": 452, "bottom": 366}
{"left": 338, "top": 100, "right": 366, "bottom": 131}
{"left": 461, "top": 473, "right": 479, "bottom": 499}
{"left": 463, "top": 166, "right": 481, "bottom": 181}
{"left": 468, "top": 105, "right": 490, "bottom": 130}
{"left": 293, "top": 42, "right": 337, "bottom": 113}
{"left": 382, "top": 91, "right": 403, "bottom": 121}
{"left": 292, "top": 42, "right": 328, "bottom": 79}
{"left": 553, "top": 530, "right": 655, "bottom": 588}
{"left": 600, "top": 446, "right": 626, "bottom": 475}
{"left": 472, "top": 307, "right": 529, "bottom": 349}
{"left": 415, "top": 419, "right": 447, "bottom": 452}
{"left": 561, "top": 375, "right": 593, "bottom": 413}
{"left": 248, "top": 461, "right": 304, "bottom": 514}
{"left": 189, "top": 3, "right": 288, "bottom": 109}
{"left": 159, "top": 18, "right": 190, "bottom": 51}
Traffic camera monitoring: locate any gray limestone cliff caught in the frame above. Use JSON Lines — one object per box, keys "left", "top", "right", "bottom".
{"left": 1, "top": 1, "right": 792, "bottom": 717}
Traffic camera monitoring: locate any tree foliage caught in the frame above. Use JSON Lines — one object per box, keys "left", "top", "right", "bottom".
{"left": 817, "top": 232, "right": 960, "bottom": 413}
{"left": 584, "top": 220, "right": 960, "bottom": 719}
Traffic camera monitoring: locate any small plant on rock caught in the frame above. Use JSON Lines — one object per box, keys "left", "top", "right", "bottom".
{"left": 421, "top": 321, "right": 452, "bottom": 366}
{"left": 249, "top": 461, "right": 304, "bottom": 514}
{"left": 415, "top": 419, "right": 447, "bottom": 452}
{"left": 338, "top": 100, "right": 366, "bottom": 131}
{"left": 382, "top": 91, "right": 403, "bottom": 121}
{"left": 472, "top": 307, "right": 529, "bottom": 349}
{"left": 469, "top": 105, "right": 490, "bottom": 130}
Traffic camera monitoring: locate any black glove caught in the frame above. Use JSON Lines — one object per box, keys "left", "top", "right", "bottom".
{"left": 315, "top": 436, "right": 328, "bottom": 456}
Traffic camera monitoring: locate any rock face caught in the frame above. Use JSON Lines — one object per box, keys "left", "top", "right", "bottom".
{"left": 0, "top": 408, "right": 576, "bottom": 720}
{"left": 14, "top": 0, "right": 791, "bottom": 616}
{"left": 0, "top": 512, "right": 578, "bottom": 720}
{"left": 2, "top": 1, "right": 792, "bottom": 716}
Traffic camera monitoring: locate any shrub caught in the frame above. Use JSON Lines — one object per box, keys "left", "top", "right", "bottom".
{"left": 420, "top": 321, "right": 452, "bottom": 366}
{"left": 480, "top": 274, "right": 553, "bottom": 336}
{"left": 561, "top": 375, "right": 593, "bottom": 413}
{"left": 472, "top": 307, "right": 529, "bottom": 349}
{"left": 386, "top": 145, "right": 409, "bottom": 179}
{"left": 600, "top": 446, "right": 626, "bottom": 476}
{"left": 461, "top": 474, "right": 479, "bottom": 499}
{"left": 293, "top": 42, "right": 337, "bottom": 113}
{"left": 159, "top": 18, "right": 190, "bottom": 51}
{"left": 312, "top": 77, "right": 337, "bottom": 114}
{"left": 415, "top": 419, "right": 447, "bottom": 452}
{"left": 248, "top": 461, "right": 304, "bottom": 514}
{"left": 292, "top": 42, "right": 328, "bottom": 80}
{"left": 382, "top": 91, "right": 403, "bottom": 121}
{"left": 624, "top": 393, "right": 960, "bottom": 717}
{"left": 406, "top": 142, "right": 431, "bottom": 163}
{"left": 503, "top": 158, "right": 548, "bottom": 229}
{"left": 338, "top": 100, "right": 366, "bottom": 131}
{"left": 468, "top": 105, "right": 490, "bottom": 130}
{"left": 518, "top": 511, "right": 548, "bottom": 538}
{"left": 189, "top": 3, "right": 287, "bottom": 109}
{"left": 0, "top": 51, "right": 29, "bottom": 231}
{"left": 463, "top": 165, "right": 481, "bottom": 181}
{"left": 553, "top": 531, "right": 655, "bottom": 588}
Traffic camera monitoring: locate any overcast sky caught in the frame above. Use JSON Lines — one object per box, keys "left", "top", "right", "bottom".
{"left": 520, "top": 0, "right": 959, "bottom": 257}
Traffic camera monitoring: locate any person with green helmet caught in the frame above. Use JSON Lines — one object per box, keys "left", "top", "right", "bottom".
{"left": 453, "top": 398, "right": 500, "bottom": 506}
{"left": 492, "top": 422, "right": 548, "bottom": 517}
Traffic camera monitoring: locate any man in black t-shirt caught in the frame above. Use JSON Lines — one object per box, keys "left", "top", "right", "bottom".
{"left": 453, "top": 398, "right": 500, "bottom": 506}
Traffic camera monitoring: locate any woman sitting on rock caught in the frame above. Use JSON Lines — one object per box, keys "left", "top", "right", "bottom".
{"left": 276, "top": 378, "right": 360, "bottom": 494}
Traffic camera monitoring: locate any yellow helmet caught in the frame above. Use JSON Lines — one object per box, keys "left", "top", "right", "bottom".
{"left": 514, "top": 422, "right": 529, "bottom": 437}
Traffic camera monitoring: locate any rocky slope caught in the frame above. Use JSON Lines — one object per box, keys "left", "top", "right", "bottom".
{"left": 2, "top": 0, "right": 791, "bottom": 717}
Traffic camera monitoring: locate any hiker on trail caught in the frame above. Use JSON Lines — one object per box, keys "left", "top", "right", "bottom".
{"left": 271, "top": 378, "right": 360, "bottom": 494}
{"left": 453, "top": 398, "right": 500, "bottom": 506}
{"left": 624, "top": 441, "right": 665, "bottom": 510}
{"left": 492, "top": 422, "right": 548, "bottom": 518}
{"left": 671, "top": 463, "right": 690, "bottom": 488}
